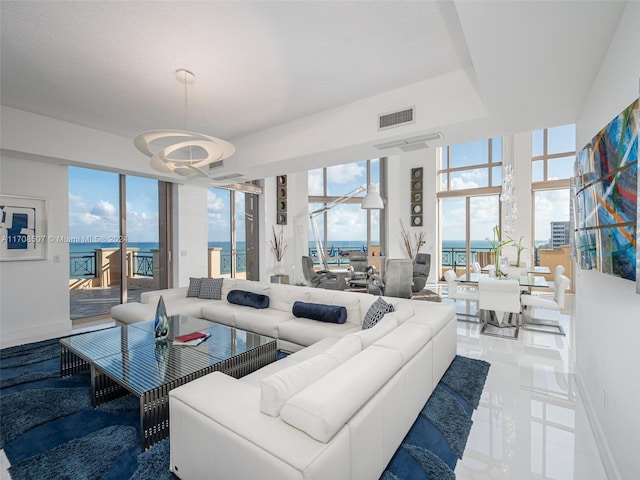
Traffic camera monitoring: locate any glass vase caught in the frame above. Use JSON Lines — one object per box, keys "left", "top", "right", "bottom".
{"left": 154, "top": 295, "right": 169, "bottom": 342}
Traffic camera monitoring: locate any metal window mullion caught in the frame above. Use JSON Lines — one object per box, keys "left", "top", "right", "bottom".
{"left": 465, "top": 196, "right": 471, "bottom": 274}
{"left": 230, "top": 190, "right": 236, "bottom": 277}
{"left": 119, "top": 175, "right": 127, "bottom": 304}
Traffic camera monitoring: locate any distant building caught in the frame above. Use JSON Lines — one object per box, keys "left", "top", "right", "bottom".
{"left": 550, "top": 221, "right": 571, "bottom": 249}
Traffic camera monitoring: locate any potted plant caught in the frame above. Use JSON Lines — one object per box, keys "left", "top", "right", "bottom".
{"left": 486, "top": 225, "right": 511, "bottom": 276}
{"left": 269, "top": 225, "right": 288, "bottom": 275}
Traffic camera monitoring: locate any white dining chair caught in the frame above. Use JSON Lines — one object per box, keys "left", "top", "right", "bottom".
{"left": 443, "top": 269, "right": 479, "bottom": 320}
{"left": 520, "top": 273, "right": 570, "bottom": 335}
{"left": 545, "top": 264, "right": 565, "bottom": 290}
{"left": 471, "top": 261, "right": 482, "bottom": 273}
{"left": 478, "top": 277, "right": 520, "bottom": 339}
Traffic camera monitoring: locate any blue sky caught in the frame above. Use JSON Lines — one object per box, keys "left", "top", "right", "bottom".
{"left": 68, "top": 167, "right": 159, "bottom": 242}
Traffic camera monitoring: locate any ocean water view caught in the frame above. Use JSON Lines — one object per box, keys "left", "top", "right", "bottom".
{"left": 68, "top": 239, "right": 550, "bottom": 277}
{"left": 69, "top": 239, "right": 548, "bottom": 256}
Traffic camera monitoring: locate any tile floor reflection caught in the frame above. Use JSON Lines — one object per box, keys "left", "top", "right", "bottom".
{"left": 444, "top": 293, "right": 608, "bottom": 480}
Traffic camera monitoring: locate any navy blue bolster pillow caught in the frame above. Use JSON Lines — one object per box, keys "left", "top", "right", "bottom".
{"left": 227, "top": 290, "right": 270, "bottom": 309}
{"left": 292, "top": 301, "right": 347, "bottom": 324}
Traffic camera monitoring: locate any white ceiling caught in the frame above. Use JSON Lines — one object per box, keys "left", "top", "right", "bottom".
{"left": 0, "top": 0, "right": 628, "bottom": 177}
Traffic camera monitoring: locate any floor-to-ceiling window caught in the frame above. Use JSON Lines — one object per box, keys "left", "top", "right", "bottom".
{"left": 208, "top": 185, "right": 260, "bottom": 279}
{"left": 438, "top": 138, "right": 503, "bottom": 277}
{"left": 68, "top": 167, "right": 170, "bottom": 320}
{"left": 531, "top": 124, "right": 575, "bottom": 287}
{"left": 307, "top": 158, "right": 386, "bottom": 271}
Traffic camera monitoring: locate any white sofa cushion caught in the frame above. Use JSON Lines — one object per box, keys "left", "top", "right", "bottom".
{"left": 222, "top": 278, "right": 270, "bottom": 299}
{"left": 280, "top": 346, "right": 403, "bottom": 443}
{"left": 385, "top": 302, "right": 415, "bottom": 324}
{"left": 277, "top": 318, "right": 361, "bottom": 347}
{"left": 323, "top": 334, "right": 361, "bottom": 364}
{"left": 241, "top": 337, "right": 341, "bottom": 388}
{"left": 373, "top": 322, "right": 433, "bottom": 364}
{"left": 406, "top": 302, "right": 454, "bottom": 334}
{"left": 111, "top": 302, "right": 155, "bottom": 324}
{"left": 258, "top": 335, "right": 361, "bottom": 417}
{"left": 200, "top": 302, "right": 237, "bottom": 327}
{"left": 269, "top": 284, "right": 310, "bottom": 312}
{"left": 346, "top": 315, "right": 398, "bottom": 349}
{"left": 234, "top": 308, "right": 293, "bottom": 338}
{"left": 260, "top": 352, "right": 340, "bottom": 417}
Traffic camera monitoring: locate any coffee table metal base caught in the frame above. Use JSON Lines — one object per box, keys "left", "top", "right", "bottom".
{"left": 61, "top": 340, "right": 277, "bottom": 450}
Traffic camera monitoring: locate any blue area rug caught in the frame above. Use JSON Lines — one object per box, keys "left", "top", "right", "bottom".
{"left": 1, "top": 337, "right": 489, "bottom": 479}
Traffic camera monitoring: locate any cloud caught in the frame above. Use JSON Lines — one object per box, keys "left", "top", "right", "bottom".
{"left": 326, "top": 163, "right": 366, "bottom": 185}
{"left": 449, "top": 169, "right": 487, "bottom": 190}
{"left": 308, "top": 169, "right": 324, "bottom": 195}
{"left": 91, "top": 199, "right": 117, "bottom": 217}
{"left": 207, "top": 189, "right": 230, "bottom": 240}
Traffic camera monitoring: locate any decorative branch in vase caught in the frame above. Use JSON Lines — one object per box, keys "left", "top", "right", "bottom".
{"left": 486, "top": 225, "right": 511, "bottom": 276}
{"left": 507, "top": 235, "right": 527, "bottom": 268}
{"left": 269, "top": 225, "right": 288, "bottom": 275}
{"left": 400, "top": 219, "right": 426, "bottom": 262}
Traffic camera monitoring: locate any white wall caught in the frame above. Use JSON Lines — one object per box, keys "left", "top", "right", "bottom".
{"left": 173, "top": 183, "right": 208, "bottom": 287}
{"left": 574, "top": 3, "right": 640, "bottom": 479}
{"left": 0, "top": 155, "right": 72, "bottom": 347}
{"left": 261, "top": 172, "right": 309, "bottom": 285}
{"left": 386, "top": 149, "right": 438, "bottom": 281}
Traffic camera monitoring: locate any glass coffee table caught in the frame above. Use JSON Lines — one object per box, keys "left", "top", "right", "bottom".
{"left": 60, "top": 315, "right": 277, "bottom": 450}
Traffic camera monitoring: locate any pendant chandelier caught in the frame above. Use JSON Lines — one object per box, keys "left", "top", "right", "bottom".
{"left": 134, "top": 69, "right": 235, "bottom": 179}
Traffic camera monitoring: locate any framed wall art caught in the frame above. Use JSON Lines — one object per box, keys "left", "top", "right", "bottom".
{"left": 0, "top": 194, "right": 48, "bottom": 261}
{"left": 573, "top": 98, "right": 638, "bottom": 284}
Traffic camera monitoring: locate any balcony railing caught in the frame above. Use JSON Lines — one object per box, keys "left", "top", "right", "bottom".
{"left": 69, "top": 249, "right": 154, "bottom": 279}
{"left": 132, "top": 252, "right": 154, "bottom": 277}
{"left": 70, "top": 252, "right": 97, "bottom": 278}
{"left": 441, "top": 247, "right": 494, "bottom": 270}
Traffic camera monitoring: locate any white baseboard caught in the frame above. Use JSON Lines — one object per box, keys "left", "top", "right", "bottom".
{"left": 574, "top": 374, "right": 621, "bottom": 480}
{"left": 0, "top": 320, "right": 72, "bottom": 349}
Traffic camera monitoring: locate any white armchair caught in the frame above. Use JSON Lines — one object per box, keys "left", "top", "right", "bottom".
{"left": 478, "top": 278, "right": 520, "bottom": 338}
{"left": 520, "top": 273, "right": 570, "bottom": 335}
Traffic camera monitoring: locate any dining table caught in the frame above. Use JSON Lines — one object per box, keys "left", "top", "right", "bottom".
{"left": 480, "top": 265, "right": 551, "bottom": 275}
{"left": 456, "top": 272, "right": 549, "bottom": 290}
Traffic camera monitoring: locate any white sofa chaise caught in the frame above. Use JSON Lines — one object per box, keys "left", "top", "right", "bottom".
{"left": 111, "top": 279, "right": 456, "bottom": 479}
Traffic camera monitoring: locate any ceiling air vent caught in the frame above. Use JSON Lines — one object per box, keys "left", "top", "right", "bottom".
{"left": 208, "top": 160, "right": 224, "bottom": 170}
{"left": 212, "top": 173, "right": 245, "bottom": 181}
{"left": 378, "top": 107, "right": 415, "bottom": 130}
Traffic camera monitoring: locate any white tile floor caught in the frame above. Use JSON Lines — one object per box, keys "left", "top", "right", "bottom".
{"left": 445, "top": 293, "right": 609, "bottom": 480}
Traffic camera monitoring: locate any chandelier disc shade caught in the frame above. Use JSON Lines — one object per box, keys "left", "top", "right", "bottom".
{"left": 134, "top": 69, "right": 235, "bottom": 179}
{"left": 134, "top": 130, "right": 236, "bottom": 179}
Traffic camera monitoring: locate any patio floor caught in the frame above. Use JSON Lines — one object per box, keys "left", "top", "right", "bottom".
{"left": 70, "top": 286, "right": 150, "bottom": 320}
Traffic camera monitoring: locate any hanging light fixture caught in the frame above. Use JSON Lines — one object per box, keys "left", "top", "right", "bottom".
{"left": 134, "top": 69, "right": 235, "bottom": 179}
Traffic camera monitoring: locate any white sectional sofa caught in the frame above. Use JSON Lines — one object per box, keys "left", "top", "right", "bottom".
{"left": 111, "top": 278, "right": 456, "bottom": 479}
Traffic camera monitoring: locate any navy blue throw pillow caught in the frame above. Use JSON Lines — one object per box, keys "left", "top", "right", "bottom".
{"left": 292, "top": 301, "right": 347, "bottom": 324}
{"left": 227, "top": 289, "right": 270, "bottom": 309}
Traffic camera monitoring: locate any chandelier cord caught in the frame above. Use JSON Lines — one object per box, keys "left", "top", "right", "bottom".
{"left": 182, "top": 71, "right": 193, "bottom": 164}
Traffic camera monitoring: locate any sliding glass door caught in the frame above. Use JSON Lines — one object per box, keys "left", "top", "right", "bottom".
{"left": 440, "top": 194, "right": 500, "bottom": 277}
{"left": 69, "top": 167, "right": 170, "bottom": 320}
{"left": 208, "top": 187, "right": 259, "bottom": 280}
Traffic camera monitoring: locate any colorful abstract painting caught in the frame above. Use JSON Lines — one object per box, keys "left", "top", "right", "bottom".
{"left": 574, "top": 98, "right": 638, "bottom": 283}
